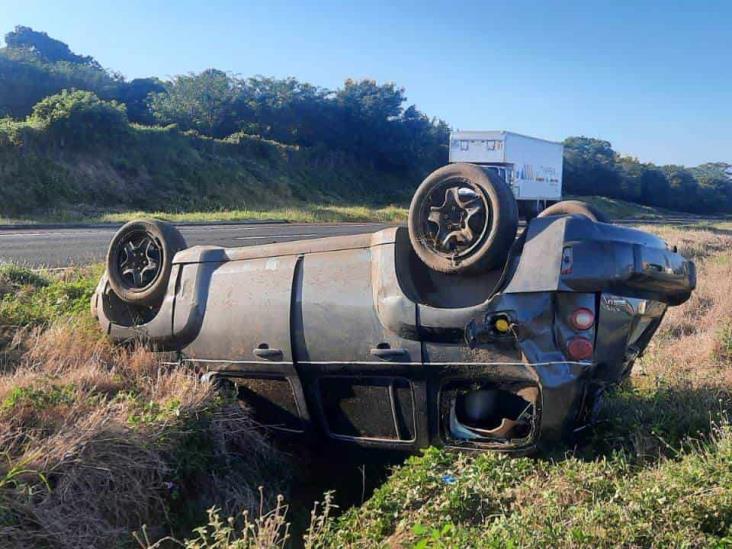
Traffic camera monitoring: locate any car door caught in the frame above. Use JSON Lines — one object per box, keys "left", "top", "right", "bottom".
{"left": 183, "top": 255, "right": 298, "bottom": 363}
{"left": 294, "top": 246, "right": 421, "bottom": 365}
{"left": 293, "top": 242, "right": 423, "bottom": 447}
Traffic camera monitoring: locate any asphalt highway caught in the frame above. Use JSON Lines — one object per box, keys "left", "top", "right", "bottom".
{"left": 0, "top": 221, "right": 392, "bottom": 268}
{"left": 0, "top": 214, "right": 718, "bottom": 268}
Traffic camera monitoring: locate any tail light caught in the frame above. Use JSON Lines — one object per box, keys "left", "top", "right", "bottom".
{"left": 567, "top": 337, "right": 594, "bottom": 360}
{"left": 569, "top": 307, "right": 595, "bottom": 331}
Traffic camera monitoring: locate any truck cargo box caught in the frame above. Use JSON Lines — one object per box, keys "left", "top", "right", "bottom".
{"left": 449, "top": 130, "right": 563, "bottom": 203}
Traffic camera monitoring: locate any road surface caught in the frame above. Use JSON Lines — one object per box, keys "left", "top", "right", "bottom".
{"left": 0, "top": 222, "right": 392, "bottom": 268}
{"left": 0, "top": 214, "right": 718, "bottom": 268}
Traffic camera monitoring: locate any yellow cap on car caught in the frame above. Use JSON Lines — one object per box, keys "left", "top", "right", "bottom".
{"left": 494, "top": 318, "right": 510, "bottom": 333}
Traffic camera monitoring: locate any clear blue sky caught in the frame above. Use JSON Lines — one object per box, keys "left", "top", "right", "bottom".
{"left": 2, "top": 0, "right": 730, "bottom": 166}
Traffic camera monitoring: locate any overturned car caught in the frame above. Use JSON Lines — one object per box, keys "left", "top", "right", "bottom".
{"left": 92, "top": 164, "right": 695, "bottom": 453}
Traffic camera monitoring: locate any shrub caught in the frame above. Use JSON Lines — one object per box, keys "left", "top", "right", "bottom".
{"left": 29, "top": 89, "right": 129, "bottom": 147}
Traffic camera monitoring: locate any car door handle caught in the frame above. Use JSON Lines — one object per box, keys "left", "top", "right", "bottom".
{"left": 253, "top": 347, "right": 283, "bottom": 359}
{"left": 370, "top": 347, "right": 409, "bottom": 359}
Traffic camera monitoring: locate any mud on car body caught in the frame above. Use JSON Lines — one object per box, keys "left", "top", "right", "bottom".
{"left": 92, "top": 164, "right": 695, "bottom": 453}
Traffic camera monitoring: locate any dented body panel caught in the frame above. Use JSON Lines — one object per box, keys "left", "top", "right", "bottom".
{"left": 92, "top": 216, "right": 695, "bottom": 452}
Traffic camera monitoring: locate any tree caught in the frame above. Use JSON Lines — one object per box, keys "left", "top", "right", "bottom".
{"left": 117, "top": 77, "right": 166, "bottom": 124}
{"left": 563, "top": 137, "right": 622, "bottom": 197}
{"left": 638, "top": 166, "right": 671, "bottom": 207}
{"left": 662, "top": 166, "right": 702, "bottom": 212}
{"left": 148, "top": 69, "right": 248, "bottom": 137}
{"left": 0, "top": 27, "right": 121, "bottom": 117}
{"left": 4, "top": 26, "right": 101, "bottom": 68}
{"left": 333, "top": 79, "right": 407, "bottom": 169}
{"left": 240, "top": 76, "right": 330, "bottom": 145}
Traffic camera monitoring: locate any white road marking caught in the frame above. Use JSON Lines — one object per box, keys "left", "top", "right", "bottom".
{"left": 0, "top": 232, "right": 46, "bottom": 237}
{"left": 234, "top": 233, "right": 319, "bottom": 241}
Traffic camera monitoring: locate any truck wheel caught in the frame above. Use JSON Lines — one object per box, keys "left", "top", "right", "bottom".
{"left": 537, "top": 200, "right": 610, "bottom": 223}
{"left": 106, "top": 219, "right": 187, "bottom": 306}
{"left": 408, "top": 163, "right": 518, "bottom": 274}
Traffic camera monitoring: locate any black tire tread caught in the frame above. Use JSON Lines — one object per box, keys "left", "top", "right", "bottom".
{"left": 106, "top": 219, "right": 187, "bottom": 306}
{"left": 408, "top": 163, "right": 518, "bottom": 274}
{"left": 537, "top": 200, "right": 610, "bottom": 223}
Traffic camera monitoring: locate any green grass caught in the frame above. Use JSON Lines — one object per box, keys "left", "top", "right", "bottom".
{"left": 570, "top": 195, "right": 660, "bottom": 219}
{"left": 94, "top": 204, "right": 409, "bottom": 224}
{"left": 0, "top": 263, "right": 101, "bottom": 326}
{"left": 1, "top": 383, "right": 77, "bottom": 412}
{"left": 570, "top": 195, "right": 685, "bottom": 219}
{"left": 0, "top": 121, "right": 417, "bottom": 221}
{"left": 325, "top": 429, "right": 732, "bottom": 547}
{"left": 0, "top": 204, "right": 410, "bottom": 225}
{"left": 1, "top": 196, "right": 707, "bottom": 227}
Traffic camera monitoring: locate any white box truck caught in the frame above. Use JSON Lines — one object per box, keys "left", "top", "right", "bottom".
{"left": 448, "top": 130, "right": 563, "bottom": 216}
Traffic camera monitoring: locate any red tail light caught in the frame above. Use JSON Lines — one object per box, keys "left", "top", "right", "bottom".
{"left": 569, "top": 307, "right": 595, "bottom": 331}
{"left": 567, "top": 337, "right": 593, "bottom": 360}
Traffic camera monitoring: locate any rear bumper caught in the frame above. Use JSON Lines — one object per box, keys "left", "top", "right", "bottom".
{"left": 561, "top": 239, "right": 695, "bottom": 306}
{"left": 508, "top": 216, "right": 696, "bottom": 308}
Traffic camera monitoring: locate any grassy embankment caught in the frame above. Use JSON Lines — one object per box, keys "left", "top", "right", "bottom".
{"left": 0, "top": 120, "right": 416, "bottom": 225}
{"left": 0, "top": 116, "right": 699, "bottom": 226}
{"left": 571, "top": 195, "right": 686, "bottom": 220}
{"left": 2, "top": 222, "right": 732, "bottom": 547}
{"left": 0, "top": 204, "right": 409, "bottom": 226}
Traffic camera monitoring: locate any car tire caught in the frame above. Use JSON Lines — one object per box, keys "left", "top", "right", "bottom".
{"left": 537, "top": 200, "right": 610, "bottom": 223}
{"left": 408, "top": 163, "right": 518, "bottom": 274}
{"left": 106, "top": 219, "right": 187, "bottom": 306}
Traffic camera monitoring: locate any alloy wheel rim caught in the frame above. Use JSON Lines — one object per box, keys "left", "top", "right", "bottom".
{"left": 117, "top": 231, "right": 163, "bottom": 290}
{"left": 418, "top": 180, "right": 491, "bottom": 262}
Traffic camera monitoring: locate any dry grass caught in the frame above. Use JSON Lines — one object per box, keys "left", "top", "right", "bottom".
{"left": 0, "top": 320, "right": 286, "bottom": 548}
{"left": 628, "top": 226, "right": 732, "bottom": 401}
{"left": 574, "top": 224, "right": 732, "bottom": 462}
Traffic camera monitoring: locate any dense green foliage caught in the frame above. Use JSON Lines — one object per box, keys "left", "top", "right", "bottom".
{"left": 145, "top": 70, "right": 451, "bottom": 173}
{"left": 0, "top": 26, "right": 449, "bottom": 180}
{"left": 29, "top": 89, "right": 129, "bottom": 146}
{"left": 564, "top": 137, "right": 732, "bottom": 214}
{"left": 1, "top": 25, "right": 731, "bottom": 217}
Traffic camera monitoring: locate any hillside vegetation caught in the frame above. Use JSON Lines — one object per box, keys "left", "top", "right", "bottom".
{"left": 0, "top": 103, "right": 413, "bottom": 218}
{"left": 1, "top": 25, "right": 732, "bottom": 220}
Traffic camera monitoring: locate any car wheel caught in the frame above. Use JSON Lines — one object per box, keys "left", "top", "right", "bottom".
{"left": 106, "top": 219, "right": 187, "bottom": 306}
{"left": 408, "top": 163, "right": 518, "bottom": 274}
{"left": 537, "top": 200, "right": 610, "bottom": 223}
